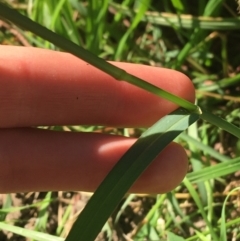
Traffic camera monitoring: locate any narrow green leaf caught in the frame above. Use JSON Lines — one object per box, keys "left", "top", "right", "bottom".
{"left": 203, "top": 0, "right": 223, "bottom": 16}
{"left": 0, "top": 194, "right": 11, "bottom": 221}
{"left": 65, "top": 108, "right": 199, "bottom": 241}
{"left": 0, "top": 222, "right": 63, "bottom": 241}
{"left": 167, "top": 231, "right": 186, "bottom": 241}
{"left": 201, "top": 110, "right": 240, "bottom": 139}
{"left": 141, "top": 194, "right": 166, "bottom": 230}
{"left": 34, "top": 192, "right": 52, "bottom": 232}
{"left": 110, "top": 3, "right": 240, "bottom": 30}
{"left": 220, "top": 187, "right": 240, "bottom": 241}
{"left": 170, "top": 0, "right": 184, "bottom": 12}
{"left": 193, "top": 230, "right": 211, "bottom": 241}
{"left": 114, "top": 193, "right": 136, "bottom": 224}
{"left": 180, "top": 133, "right": 231, "bottom": 162}
{"left": 187, "top": 157, "right": 240, "bottom": 183}
{"left": 115, "top": 0, "right": 150, "bottom": 59}
{"left": 199, "top": 74, "right": 240, "bottom": 91}
{"left": 183, "top": 178, "right": 218, "bottom": 241}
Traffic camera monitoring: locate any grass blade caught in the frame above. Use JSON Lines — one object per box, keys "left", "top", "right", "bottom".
{"left": 167, "top": 231, "right": 186, "bottom": 241}
{"left": 114, "top": 0, "right": 150, "bottom": 59}
{"left": 0, "top": 222, "right": 63, "bottom": 241}
{"left": 203, "top": 0, "right": 223, "bottom": 16}
{"left": 65, "top": 108, "right": 199, "bottom": 241}
{"left": 183, "top": 178, "right": 218, "bottom": 241}
{"left": 180, "top": 133, "right": 231, "bottom": 162}
{"left": 187, "top": 157, "right": 240, "bottom": 183}
{"left": 201, "top": 110, "right": 240, "bottom": 139}
{"left": 110, "top": 3, "right": 240, "bottom": 30}
{"left": 220, "top": 187, "right": 240, "bottom": 240}
{"left": 199, "top": 74, "right": 240, "bottom": 91}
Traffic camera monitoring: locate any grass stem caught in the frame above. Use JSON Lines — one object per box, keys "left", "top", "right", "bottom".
{"left": 201, "top": 109, "right": 240, "bottom": 139}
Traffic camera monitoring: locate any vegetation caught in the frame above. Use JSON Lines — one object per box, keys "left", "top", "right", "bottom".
{"left": 0, "top": 0, "right": 240, "bottom": 240}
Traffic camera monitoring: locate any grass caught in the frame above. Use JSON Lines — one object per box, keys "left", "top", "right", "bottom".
{"left": 0, "top": 0, "right": 240, "bottom": 240}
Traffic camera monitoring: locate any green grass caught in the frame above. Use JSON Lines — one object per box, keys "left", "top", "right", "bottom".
{"left": 0, "top": 0, "right": 240, "bottom": 240}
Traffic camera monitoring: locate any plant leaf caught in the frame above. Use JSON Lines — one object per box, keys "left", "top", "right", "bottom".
{"left": 183, "top": 178, "right": 218, "bottom": 240}
{"left": 201, "top": 109, "right": 240, "bottom": 139}
{"left": 65, "top": 108, "right": 199, "bottom": 241}
{"left": 187, "top": 157, "right": 240, "bottom": 183}
{"left": 0, "top": 222, "right": 63, "bottom": 241}
{"left": 167, "top": 231, "right": 186, "bottom": 241}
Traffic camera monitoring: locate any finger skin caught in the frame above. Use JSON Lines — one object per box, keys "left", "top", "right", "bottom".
{"left": 0, "top": 46, "right": 195, "bottom": 128}
{"left": 0, "top": 46, "right": 194, "bottom": 193}
{"left": 0, "top": 128, "right": 188, "bottom": 194}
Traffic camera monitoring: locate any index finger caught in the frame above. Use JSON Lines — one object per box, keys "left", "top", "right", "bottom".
{"left": 0, "top": 46, "right": 195, "bottom": 128}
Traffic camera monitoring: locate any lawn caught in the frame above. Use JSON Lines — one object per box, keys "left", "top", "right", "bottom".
{"left": 0, "top": 0, "right": 240, "bottom": 240}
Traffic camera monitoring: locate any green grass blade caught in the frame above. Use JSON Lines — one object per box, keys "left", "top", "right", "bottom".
{"left": 65, "top": 108, "right": 199, "bottom": 241}
{"left": 34, "top": 192, "right": 52, "bottom": 232}
{"left": 180, "top": 133, "right": 231, "bottom": 162}
{"left": 56, "top": 204, "right": 72, "bottom": 236}
{"left": 167, "top": 231, "right": 186, "bottom": 241}
{"left": 201, "top": 110, "right": 240, "bottom": 139}
{"left": 199, "top": 74, "right": 240, "bottom": 91}
{"left": 186, "top": 217, "right": 240, "bottom": 241}
{"left": 170, "top": 0, "right": 184, "bottom": 12}
{"left": 114, "top": 193, "right": 136, "bottom": 224}
{"left": 0, "top": 194, "right": 11, "bottom": 221}
{"left": 173, "top": 0, "right": 223, "bottom": 68}
{"left": 193, "top": 230, "right": 210, "bottom": 241}
{"left": 49, "top": 0, "right": 66, "bottom": 30}
{"left": 187, "top": 157, "right": 240, "bottom": 184}
{"left": 0, "top": 222, "right": 63, "bottom": 241}
{"left": 85, "top": 0, "right": 109, "bottom": 53}
{"left": 220, "top": 187, "right": 240, "bottom": 240}
{"left": 141, "top": 194, "right": 166, "bottom": 228}
{"left": 113, "top": 0, "right": 131, "bottom": 22}
{"left": 183, "top": 178, "right": 218, "bottom": 241}
{"left": 110, "top": 3, "right": 240, "bottom": 30}
{"left": 203, "top": 0, "right": 223, "bottom": 16}
{"left": 166, "top": 192, "right": 187, "bottom": 233}
{"left": 114, "top": 0, "right": 150, "bottom": 59}
{"left": 130, "top": 194, "right": 167, "bottom": 238}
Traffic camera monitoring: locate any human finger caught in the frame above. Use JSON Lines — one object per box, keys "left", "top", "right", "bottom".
{"left": 0, "top": 128, "right": 188, "bottom": 194}
{"left": 0, "top": 46, "right": 195, "bottom": 128}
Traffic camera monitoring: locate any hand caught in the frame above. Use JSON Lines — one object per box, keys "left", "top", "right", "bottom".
{"left": 0, "top": 46, "right": 195, "bottom": 194}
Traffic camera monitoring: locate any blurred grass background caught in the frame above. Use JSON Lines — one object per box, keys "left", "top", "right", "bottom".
{"left": 0, "top": 0, "right": 240, "bottom": 240}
